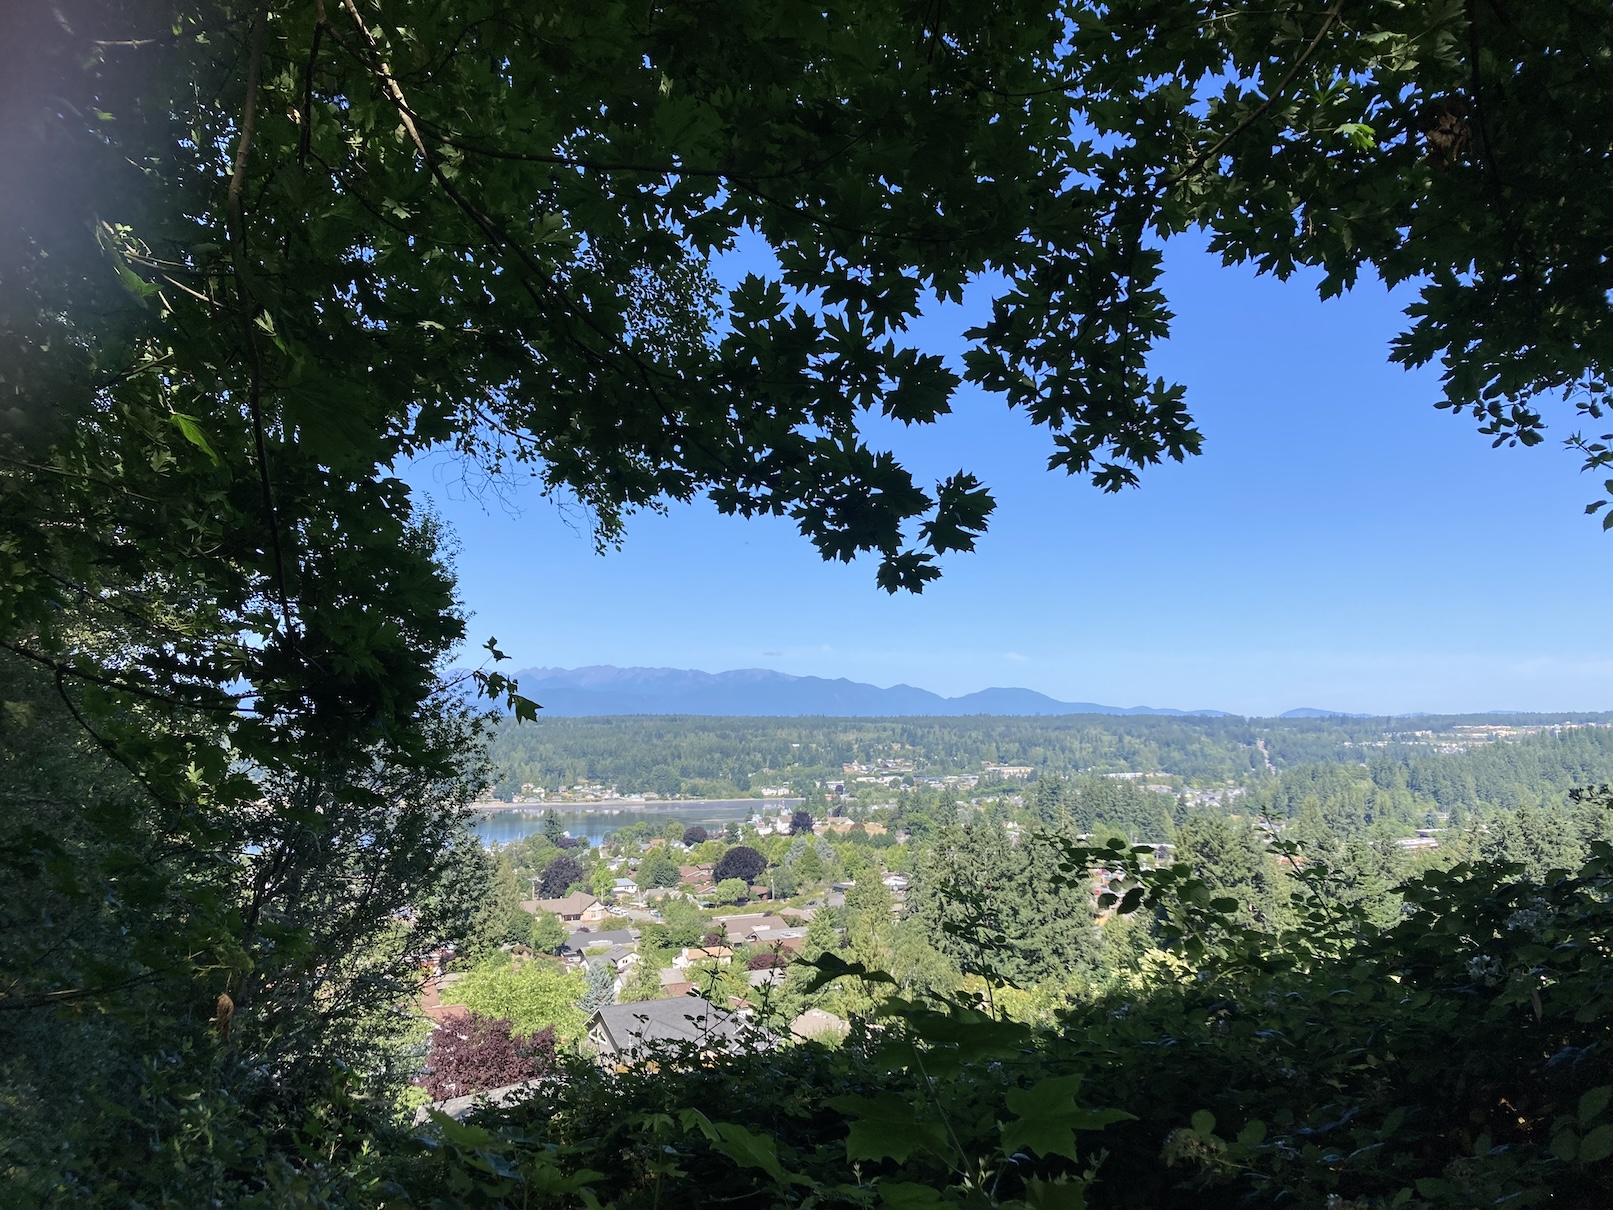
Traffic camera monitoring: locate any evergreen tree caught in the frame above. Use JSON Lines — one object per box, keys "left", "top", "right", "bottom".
{"left": 467, "top": 849, "right": 527, "bottom": 957}
{"left": 1171, "top": 815, "right": 1289, "bottom": 928}
{"left": 1481, "top": 803, "right": 1585, "bottom": 881}
{"left": 580, "top": 961, "right": 615, "bottom": 1017}
{"left": 907, "top": 822, "right": 1100, "bottom": 988}
{"left": 1291, "top": 797, "right": 1337, "bottom": 856}
{"left": 830, "top": 876, "right": 898, "bottom": 1017}
{"left": 778, "top": 907, "right": 844, "bottom": 1020}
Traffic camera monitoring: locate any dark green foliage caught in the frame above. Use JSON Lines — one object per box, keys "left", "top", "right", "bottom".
{"left": 1170, "top": 814, "right": 1290, "bottom": 927}
{"left": 907, "top": 822, "right": 1100, "bottom": 988}
{"left": 467, "top": 848, "right": 530, "bottom": 956}
{"left": 0, "top": 651, "right": 489, "bottom": 1206}
{"left": 681, "top": 825, "right": 708, "bottom": 846}
{"left": 486, "top": 713, "right": 1613, "bottom": 802}
{"left": 376, "top": 842, "right": 1613, "bottom": 1209}
{"left": 641, "top": 896, "right": 706, "bottom": 952}
{"left": 528, "top": 911, "right": 567, "bottom": 956}
{"left": 635, "top": 849, "right": 682, "bottom": 890}
{"left": 1033, "top": 774, "right": 1178, "bottom": 840}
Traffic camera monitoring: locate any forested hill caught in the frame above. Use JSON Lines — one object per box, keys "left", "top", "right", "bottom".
{"left": 484, "top": 712, "right": 1613, "bottom": 800}
{"left": 507, "top": 664, "right": 1229, "bottom": 716}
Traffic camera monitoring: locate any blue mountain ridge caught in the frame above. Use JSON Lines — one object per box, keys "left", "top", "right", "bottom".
{"left": 508, "top": 665, "right": 1233, "bottom": 718}
{"left": 1278, "top": 707, "right": 1376, "bottom": 719}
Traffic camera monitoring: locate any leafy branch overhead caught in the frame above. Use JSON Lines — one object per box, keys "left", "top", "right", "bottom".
{"left": 8, "top": 1, "right": 1611, "bottom": 655}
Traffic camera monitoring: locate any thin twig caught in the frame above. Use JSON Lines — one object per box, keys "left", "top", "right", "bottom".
{"left": 299, "top": 0, "right": 327, "bottom": 165}
{"left": 1163, "top": 0, "right": 1349, "bottom": 191}
{"left": 3, "top": 639, "right": 244, "bottom": 713}
{"left": 226, "top": 0, "right": 296, "bottom": 638}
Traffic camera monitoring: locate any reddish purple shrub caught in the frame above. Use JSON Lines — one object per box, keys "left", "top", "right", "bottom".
{"left": 747, "top": 950, "right": 788, "bottom": 970}
{"left": 420, "top": 1014, "right": 557, "bottom": 1101}
{"left": 713, "top": 844, "right": 766, "bottom": 883}
{"left": 538, "top": 853, "right": 584, "bottom": 897}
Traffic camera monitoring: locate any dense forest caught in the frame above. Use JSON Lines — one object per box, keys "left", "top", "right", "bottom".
{"left": 486, "top": 712, "right": 1613, "bottom": 803}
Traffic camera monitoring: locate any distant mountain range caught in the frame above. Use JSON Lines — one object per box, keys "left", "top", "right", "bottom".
{"left": 1278, "top": 707, "right": 1376, "bottom": 719}
{"left": 509, "top": 665, "right": 1235, "bottom": 718}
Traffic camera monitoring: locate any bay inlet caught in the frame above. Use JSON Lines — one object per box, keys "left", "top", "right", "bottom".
{"left": 470, "top": 798, "right": 802, "bottom": 847}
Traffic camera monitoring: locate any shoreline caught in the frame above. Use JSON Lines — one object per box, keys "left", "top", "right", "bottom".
{"left": 469, "top": 797, "right": 801, "bottom": 813}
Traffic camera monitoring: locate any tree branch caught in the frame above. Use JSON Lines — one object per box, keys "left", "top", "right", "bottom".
{"left": 226, "top": 0, "right": 296, "bottom": 639}
{"left": 1163, "top": 0, "right": 1349, "bottom": 191}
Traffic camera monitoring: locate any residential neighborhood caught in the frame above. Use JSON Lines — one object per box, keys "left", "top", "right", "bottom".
{"left": 411, "top": 801, "right": 918, "bottom": 1115}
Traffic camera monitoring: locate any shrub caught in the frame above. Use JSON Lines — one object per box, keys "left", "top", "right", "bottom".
{"left": 537, "top": 854, "right": 585, "bottom": 898}
{"left": 442, "top": 957, "right": 587, "bottom": 1039}
{"left": 714, "top": 844, "right": 766, "bottom": 884}
{"left": 419, "top": 1014, "right": 555, "bottom": 1102}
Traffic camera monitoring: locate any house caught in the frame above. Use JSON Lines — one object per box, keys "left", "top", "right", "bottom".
{"left": 586, "top": 944, "right": 637, "bottom": 971}
{"left": 790, "top": 1008, "right": 850, "bottom": 1042}
{"left": 814, "top": 819, "right": 888, "bottom": 836}
{"left": 980, "top": 764, "right": 1036, "bottom": 780}
{"left": 419, "top": 972, "right": 471, "bottom": 1025}
{"left": 560, "top": 928, "right": 638, "bottom": 959}
{"left": 579, "top": 943, "right": 639, "bottom": 988}
{"left": 716, "top": 912, "right": 775, "bottom": 943}
{"left": 1396, "top": 835, "right": 1440, "bottom": 850}
{"left": 587, "top": 995, "right": 751, "bottom": 1060}
{"left": 532, "top": 892, "right": 608, "bottom": 923}
{"left": 414, "top": 1077, "right": 546, "bottom": 1125}
{"left": 673, "top": 945, "right": 733, "bottom": 970}
{"left": 658, "top": 968, "right": 694, "bottom": 997}
{"left": 749, "top": 925, "right": 807, "bottom": 947}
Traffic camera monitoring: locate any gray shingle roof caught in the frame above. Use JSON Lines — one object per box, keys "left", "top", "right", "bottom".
{"left": 589, "top": 995, "right": 748, "bottom": 1055}
{"left": 564, "top": 928, "right": 637, "bottom": 950}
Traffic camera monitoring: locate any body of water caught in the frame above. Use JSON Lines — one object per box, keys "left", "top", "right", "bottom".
{"left": 471, "top": 799, "right": 801, "bottom": 848}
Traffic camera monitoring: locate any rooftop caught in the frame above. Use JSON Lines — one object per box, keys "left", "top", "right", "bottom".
{"left": 589, "top": 995, "right": 751, "bottom": 1056}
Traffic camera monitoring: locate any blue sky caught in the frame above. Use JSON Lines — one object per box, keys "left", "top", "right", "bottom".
{"left": 405, "top": 235, "right": 1612, "bottom": 717}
